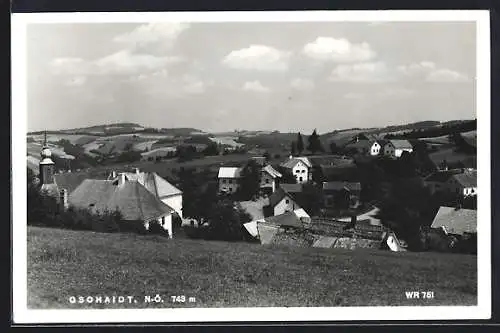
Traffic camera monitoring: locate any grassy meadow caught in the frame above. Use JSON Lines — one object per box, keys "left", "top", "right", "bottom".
{"left": 28, "top": 226, "right": 477, "bottom": 309}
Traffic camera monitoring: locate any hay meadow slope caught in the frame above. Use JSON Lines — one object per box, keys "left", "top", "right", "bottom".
{"left": 28, "top": 226, "right": 477, "bottom": 308}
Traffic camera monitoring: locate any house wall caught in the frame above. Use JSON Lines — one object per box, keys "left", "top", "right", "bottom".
{"left": 273, "top": 196, "right": 298, "bottom": 216}
{"left": 219, "top": 177, "right": 240, "bottom": 193}
{"left": 144, "top": 214, "right": 173, "bottom": 238}
{"left": 395, "top": 148, "right": 413, "bottom": 158}
{"left": 292, "top": 161, "right": 309, "bottom": 184}
{"left": 383, "top": 143, "right": 396, "bottom": 158}
{"left": 161, "top": 194, "right": 183, "bottom": 218}
{"left": 370, "top": 143, "right": 381, "bottom": 156}
{"left": 260, "top": 171, "right": 276, "bottom": 192}
{"left": 427, "top": 179, "right": 477, "bottom": 197}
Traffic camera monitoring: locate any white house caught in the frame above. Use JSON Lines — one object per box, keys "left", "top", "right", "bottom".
{"left": 260, "top": 165, "right": 282, "bottom": 193}
{"left": 267, "top": 187, "right": 302, "bottom": 216}
{"left": 218, "top": 167, "right": 243, "bottom": 194}
{"left": 280, "top": 157, "right": 311, "bottom": 184}
{"left": 383, "top": 140, "right": 413, "bottom": 158}
{"left": 424, "top": 168, "right": 477, "bottom": 197}
{"left": 111, "top": 168, "right": 184, "bottom": 218}
{"left": 346, "top": 140, "right": 381, "bottom": 156}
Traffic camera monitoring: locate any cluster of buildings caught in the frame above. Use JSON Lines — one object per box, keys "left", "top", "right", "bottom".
{"left": 35, "top": 137, "right": 183, "bottom": 238}
{"left": 31, "top": 130, "right": 478, "bottom": 251}
{"left": 344, "top": 135, "right": 414, "bottom": 158}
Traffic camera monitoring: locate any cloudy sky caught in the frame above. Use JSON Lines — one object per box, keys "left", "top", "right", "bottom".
{"left": 26, "top": 21, "right": 476, "bottom": 133}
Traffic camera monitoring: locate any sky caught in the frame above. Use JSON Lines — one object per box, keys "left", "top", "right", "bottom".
{"left": 26, "top": 21, "right": 476, "bottom": 133}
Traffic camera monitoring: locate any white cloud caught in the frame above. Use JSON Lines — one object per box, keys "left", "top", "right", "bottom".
{"left": 329, "top": 62, "right": 391, "bottom": 82}
{"left": 113, "top": 22, "right": 190, "bottom": 46}
{"left": 303, "top": 37, "right": 376, "bottom": 63}
{"left": 242, "top": 80, "right": 270, "bottom": 93}
{"left": 427, "top": 69, "right": 468, "bottom": 82}
{"left": 51, "top": 51, "right": 181, "bottom": 77}
{"left": 50, "top": 58, "right": 88, "bottom": 76}
{"left": 94, "top": 50, "right": 181, "bottom": 75}
{"left": 290, "top": 78, "right": 315, "bottom": 91}
{"left": 343, "top": 92, "right": 364, "bottom": 100}
{"left": 398, "top": 61, "right": 468, "bottom": 82}
{"left": 222, "top": 45, "right": 291, "bottom": 71}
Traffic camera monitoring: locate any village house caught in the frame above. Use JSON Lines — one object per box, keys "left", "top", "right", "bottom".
{"left": 322, "top": 181, "right": 362, "bottom": 209}
{"left": 68, "top": 174, "right": 175, "bottom": 237}
{"left": 264, "top": 184, "right": 304, "bottom": 217}
{"left": 383, "top": 139, "right": 414, "bottom": 158}
{"left": 280, "top": 157, "right": 311, "bottom": 184}
{"left": 424, "top": 168, "right": 477, "bottom": 197}
{"left": 108, "top": 168, "right": 184, "bottom": 218}
{"left": 259, "top": 165, "right": 282, "bottom": 194}
{"left": 345, "top": 139, "right": 381, "bottom": 156}
{"left": 431, "top": 206, "right": 477, "bottom": 237}
{"left": 218, "top": 166, "right": 242, "bottom": 194}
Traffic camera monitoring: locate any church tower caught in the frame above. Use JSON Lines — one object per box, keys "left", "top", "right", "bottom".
{"left": 39, "top": 132, "right": 55, "bottom": 185}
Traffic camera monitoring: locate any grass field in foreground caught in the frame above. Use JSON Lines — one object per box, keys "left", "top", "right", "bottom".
{"left": 27, "top": 226, "right": 477, "bottom": 309}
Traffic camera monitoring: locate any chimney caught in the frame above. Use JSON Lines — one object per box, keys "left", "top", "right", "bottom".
{"left": 135, "top": 167, "right": 140, "bottom": 175}
{"left": 59, "top": 189, "right": 68, "bottom": 211}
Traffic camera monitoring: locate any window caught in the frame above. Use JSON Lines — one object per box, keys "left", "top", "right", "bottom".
{"left": 222, "top": 179, "right": 226, "bottom": 184}
{"left": 285, "top": 199, "right": 290, "bottom": 204}
{"left": 295, "top": 169, "right": 300, "bottom": 174}
{"left": 266, "top": 179, "right": 270, "bottom": 184}
{"left": 301, "top": 170, "right": 305, "bottom": 173}
{"left": 299, "top": 177, "right": 303, "bottom": 182}
{"left": 228, "top": 179, "right": 232, "bottom": 184}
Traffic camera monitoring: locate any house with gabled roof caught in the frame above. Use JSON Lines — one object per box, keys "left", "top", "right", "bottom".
{"left": 265, "top": 187, "right": 301, "bottom": 217}
{"left": 431, "top": 206, "right": 477, "bottom": 236}
{"left": 109, "top": 168, "right": 183, "bottom": 218}
{"left": 345, "top": 139, "right": 381, "bottom": 156}
{"left": 383, "top": 140, "right": 413, "bottom": 158}
{"left": 259, "top": 164, "right": 282, "bottom": 193}
{"left": 280, "top": 157, "right": 311, "bottom": 184}
{"left": 424, "top": 168, "right": 477, "bottom": 197}
{"left": 218, "top": 166, "right": 243, "bottom": 194}
{"left": 69, "top": 174, "right": 175, "bottom": 237}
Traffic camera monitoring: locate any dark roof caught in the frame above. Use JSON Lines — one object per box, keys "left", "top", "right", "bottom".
{"left": 451, "top": 170, "right": 477, "bottom": 188}
{"left": 388, "top": 139, "right": 413, "bottom": 150}
{"left": 322, "top": 181, "right": 361, "bottom": 192}
{"left": 424, "top": 169, "right": 466, "bottom": 182}
{"left": 264, "top": 211, "right": 303, "bottom": 228}
{"left": 69, "top": 179, "right": 173, "bottom": 221}
{"left": 431, "top": 206, "right": 477, "bottom": 235}
{"left": 268, "top": 188, "right": 292, "bottom": 208}
{"left": 279, "top": 183, "right": 303, "bottom": 193}
{"left": 346, "top": 140, "right": 378, "bottom": 150}
{"left": 54, "top": 172, "right": 102, "bottom": 194}
{"left": 280, "top": 158, "right": 310, "bottom": 169}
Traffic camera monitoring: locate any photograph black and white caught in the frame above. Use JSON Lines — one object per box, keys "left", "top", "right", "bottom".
{"left": 12, "top": 10, "right": 491, "bottom": 323}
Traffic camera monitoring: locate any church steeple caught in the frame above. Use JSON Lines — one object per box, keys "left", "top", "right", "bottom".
{"left": 39, "top": 131, "right": 55, "bottom": 185}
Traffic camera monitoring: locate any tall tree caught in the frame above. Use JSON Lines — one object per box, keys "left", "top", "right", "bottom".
{"left": 206, "top": 199, "right": 252, "bottom": 241}
{"left": 296, "top": 133, "right": 304, "bottom": 155}
{"left": 291, "top": 141, "right": 297, "bottom": 156}
{"left": 237, "top": 160, "right": 261, "bottom": 200}
{"left": 307, "top": 129, "right": 323, "bottom": 154}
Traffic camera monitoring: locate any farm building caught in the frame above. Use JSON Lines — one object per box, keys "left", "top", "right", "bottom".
{"left": 218, "top": 167, "right": 243, "bottom": 194}
{"left": 322, "top": 181, "right": 362, "bottom": 209}
{"left": 382, "top": 140, "right": 413, "bottom": 158}
{"left": 280, "top": 157, "right": 311, "bottom": 184}
{"left": 69, "top": 175, "right": 175, "bottom": 237}
{"left": 265, "top": 185, "right": 304, "bottom": 217}
{"left": 109, "top": 168, "right": 184, "bottom": 218}
{"left": 431, "top": 206, "right": 477, "bottom": 237}
{"left": 345, "top": 139, "right": 381, "bottom": 156}
{"left": 424, "top": 168, "right": 477, "bottom": 197}
{"left": 259, "top": 165, "right": 282, "bottom": 194}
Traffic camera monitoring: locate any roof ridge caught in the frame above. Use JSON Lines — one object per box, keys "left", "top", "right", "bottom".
{"left": 133, "top": 181, "right": 146, "bottom": 221}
